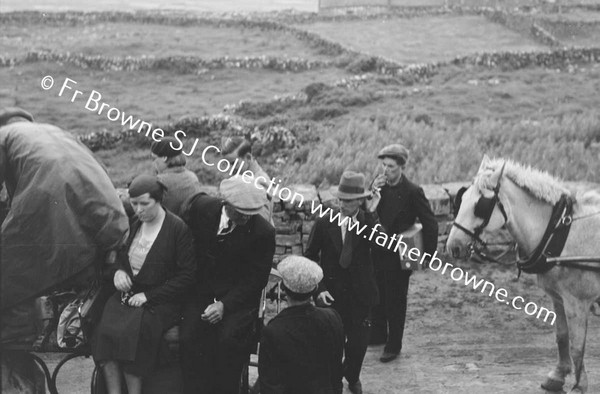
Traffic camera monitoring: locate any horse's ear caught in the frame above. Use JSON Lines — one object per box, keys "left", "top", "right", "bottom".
{"left": 477, "top": 154, "right": 491, "bottom": 174}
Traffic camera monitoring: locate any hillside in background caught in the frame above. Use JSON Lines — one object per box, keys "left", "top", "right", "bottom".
{"left": 1, "top": 6, "right": 600, "bottom": 187}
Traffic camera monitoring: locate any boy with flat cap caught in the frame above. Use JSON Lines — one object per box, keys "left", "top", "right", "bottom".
{"left": 180, "top": 176, "right": 276, "bottom": 394}
{"left": 305, "top": 171, "right": 380, "bottom": 394}
{"left": 259, "top": 256, "right": 344, "bottom": 394}
{"left": 370, "top": 144, "right": 438, "bottom": 363}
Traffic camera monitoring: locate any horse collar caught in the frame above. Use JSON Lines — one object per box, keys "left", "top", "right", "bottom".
{"left": 516, "top": 194, "right": 574, "bottom": 276}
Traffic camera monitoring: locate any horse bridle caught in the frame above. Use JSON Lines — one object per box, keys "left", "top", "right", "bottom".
{"left": 452, "top": 162, "right": 508, "bottom": 250}
{"left": 452, "top": 162, "right": 600, "bottom": 273}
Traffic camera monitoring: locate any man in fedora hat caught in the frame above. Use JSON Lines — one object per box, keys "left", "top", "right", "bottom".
{"left": 259, "top": 256, "right": 344, "bottom": 394}
{"left": 370, "top": 144, "right": 438, "bottom": 363}
{"left": 305, "top": 171, "right": 381, "bottom": 394}
{"left": 179, "top": 175, "right": 276, "bottom": 394}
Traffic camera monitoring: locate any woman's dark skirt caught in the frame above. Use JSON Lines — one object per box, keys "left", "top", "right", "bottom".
{"left": 92, "top": 292, "right": 180, "bottom": 377}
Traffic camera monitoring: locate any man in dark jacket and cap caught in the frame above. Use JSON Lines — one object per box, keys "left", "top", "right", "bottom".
{"left": 370, "top": 144, "right": 438, "bottom": 363}
{"left": 180, "top": 175, "right": 276, "bottom": 394}
{"left": 259, "top": 255, "right": 344, "bottom": 394}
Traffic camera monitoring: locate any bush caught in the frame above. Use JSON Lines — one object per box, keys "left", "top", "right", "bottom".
{"left": 282, "top": 110, "right": 600, "bottom": 185}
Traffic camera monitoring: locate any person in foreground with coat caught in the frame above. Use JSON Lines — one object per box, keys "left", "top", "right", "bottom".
{"left": 258, "top": 255, "right": 344, "bottom": 394}
{"left": 0, "top": 107, "right": 129, "bottom": 394}
{"left": 92, "top": 174, "right": 196, "bottom": 394}
{"left": 304, "top": 171, "right": 381, "bottom": 394}
{"left": 180, "top": 175, "right": 276, "bottom": 394}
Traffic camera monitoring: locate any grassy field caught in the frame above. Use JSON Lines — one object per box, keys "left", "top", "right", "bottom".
{"left": 536, "top": 10, "right": 600, "bottom": 47}
{"left": 296, "top": 15, "right": 547, "bottom": 64}
{"left": 0, "top": 62, "right": 346, "bottom": 132}
{"left": 2, "top": 10, "right": 600, "bottom": 188}
{"left": 2, "top": 22, "right": 333, "bottom": 60}
{"left": 0, "top": 0, "right": 319, "bottom": 13}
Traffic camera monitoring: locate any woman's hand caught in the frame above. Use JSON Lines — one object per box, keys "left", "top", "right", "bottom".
{"left": 114, "top": 269, "right": 132, "bottom": 292}
{"left": 128, "top": 293, "right": 147, "bottom": 308}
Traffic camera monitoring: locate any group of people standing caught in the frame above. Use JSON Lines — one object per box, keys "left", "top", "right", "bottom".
{"left": 91, "top": 136, "right": 438, "bottom": 394}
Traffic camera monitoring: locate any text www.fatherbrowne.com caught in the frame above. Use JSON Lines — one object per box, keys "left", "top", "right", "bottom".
{"left": 309, "top": 201, "right": 557, "bottom": 326}
{"left": 41, "top": 75, "right": 556, "bottom": 326}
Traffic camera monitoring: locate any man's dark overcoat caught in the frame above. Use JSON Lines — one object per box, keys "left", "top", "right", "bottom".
{"left": 180, "top": 192, "right": 276, "bottom": 394}
{"left": 304, "top": 209, "right": 379, "bottom": 306}
{"left": 259, "top": 304, "right": 344, "bottom": 394}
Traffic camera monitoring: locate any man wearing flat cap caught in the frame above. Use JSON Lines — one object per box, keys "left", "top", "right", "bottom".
{"left": 179, "top": 175, "right": 276, "bottom": 394}
{"left": 220, "top": 136, "right": 273, "bottom": 224}
{"left": 258, "top": 256, "right": 344, "bottom": 394}
{"left": 370, "top": 144, "right": 438, "bottom": 363}
{"left": 305, "top": 171, "right": 380, "bottom": 394}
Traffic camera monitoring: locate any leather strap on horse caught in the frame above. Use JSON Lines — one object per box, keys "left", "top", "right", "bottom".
{"left": 516, "top": 194, "right": 573, "bottom": 276}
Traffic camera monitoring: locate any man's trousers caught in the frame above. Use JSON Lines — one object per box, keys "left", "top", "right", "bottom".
{"left": 180, "top": 297, "right": 257, "bottom": 394}
{"left": 370, "top": 266, "right": 411, "bottom": 354}
{"left": 332, "top": 287, "right": 371, "bottom": 385}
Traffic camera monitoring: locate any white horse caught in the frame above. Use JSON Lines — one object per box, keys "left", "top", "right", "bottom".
{"left": 446, "top": 155, "right": 600, "bottom": 394}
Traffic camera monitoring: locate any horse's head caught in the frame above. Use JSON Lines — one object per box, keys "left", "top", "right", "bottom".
{"left": 447, "top": 155, "right": 509, "bottom": 259}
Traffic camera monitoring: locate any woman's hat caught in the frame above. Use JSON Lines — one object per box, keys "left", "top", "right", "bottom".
{"left": 150, "top": 137, "right": 181, "bottom": 158}
{"left": 128, "top": 174, "right": 167, "bottom": 200}
{"left": 334, "top": 171, "right": 372, "bottom": 200}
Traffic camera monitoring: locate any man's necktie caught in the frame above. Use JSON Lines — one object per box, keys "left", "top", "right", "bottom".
{"left": 339, "top": 220, "right": 353, "bottom": 268}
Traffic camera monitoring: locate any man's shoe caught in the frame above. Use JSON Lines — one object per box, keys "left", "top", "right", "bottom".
{"left": 348, "top": 380, "right": 363, "bottom": 394}
{"left": 379, "top": 351, "right": 399, "bottom": 363}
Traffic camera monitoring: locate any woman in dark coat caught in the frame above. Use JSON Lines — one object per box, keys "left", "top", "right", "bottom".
{"left": 92, "top": 174, "right": 196, "bottom": 394}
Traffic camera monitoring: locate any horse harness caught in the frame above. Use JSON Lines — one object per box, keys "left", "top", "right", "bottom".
{"left": 453, "top": 162, "right": 509, "bottom": 251}
{"left": 452, "top": 162, "right": 600, "bottom": 276}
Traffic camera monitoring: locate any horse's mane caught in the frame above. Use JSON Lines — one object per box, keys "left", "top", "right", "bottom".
{"left": 474, "top": 158, "right": 570, "bottom": 205}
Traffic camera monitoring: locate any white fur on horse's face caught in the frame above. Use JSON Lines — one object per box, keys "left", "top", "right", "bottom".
{"left": 447, "top": 182, "right": 505, "bottom": 258}
{"left": 447, "top": 185, "right": 480, "bottom": 257}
